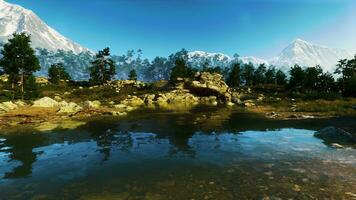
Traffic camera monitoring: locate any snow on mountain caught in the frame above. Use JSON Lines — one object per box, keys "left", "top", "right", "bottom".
{"left": 188, "top": 51, "right": 268, "bottom": 69}
{"left": 188, "top": 39, "right": 353, "bottom": 73}
{"left": 0, "top": 0, "right": 90, "bottom": 54}
{"left": 270, "top": 39, "right": 354, "bottom": 72}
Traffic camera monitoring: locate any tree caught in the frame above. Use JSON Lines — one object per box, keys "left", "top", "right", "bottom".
{"left": 265, "top": 66, "right": 276, "bottom": 84}
{"left": 170, "top": 58, "right": 195, "bottom": 82}
{"left": 253, "top": 64, "right": 267, "bottom": 85}
{"left": 0, "top": 33, "right": 40, "bottom": 99}
{"left": 24, "top": 75, "right": 39, "bottom": 99}
{"left": 335, "top": 57, "right": 356, "bottom": 96}
{"left": 128, "top": 69, "right": 137, "bottom": 81}
{"left": 317, "top": 72, "right": 335, "bottom": 93}
{"left": 226, "top": 62, "right": 241, "bottom": 87}
{"left": 276, "top": 70, "right": 287, "bottom": 85}
{"left": 48, "top": 63, "right": 71, "bottom": 84}
{"left": 241, "top": 63, "right": 255, "bottom": 86}
{"left": 89, "top": 48, "right": 116, "bottom": 85}
{"left": 144, "top": 56, "right": 170, "bottom": 81}
{"left": 304, "top": 65, "right": 322, "bottom": 90}
{"left": 289, "top": 64, "right": 305, "bottom": 90}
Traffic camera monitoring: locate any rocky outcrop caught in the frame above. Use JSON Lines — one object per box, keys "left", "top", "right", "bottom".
{"left": 32, "top": 97, "right": 59, "bottom": 108}
{"left": 186, "top": 72, "right": 232, "bottom": 103}
{"left": 0, "top": 101, "right": 18, "bottom": 113}
{"left": 314, "top": 126, "right": 356, "bottom": 144}
{"left": 58, "top": 101, "right": 83, "bottom": 114}
{"left": 108, "top": 80, "right": 147, "bottom": 93}
{"left": 120, "top": 95, "right": 145, "bottom": 107}
{"left": 83, "top": 100, "right": 101, "bottom": 109}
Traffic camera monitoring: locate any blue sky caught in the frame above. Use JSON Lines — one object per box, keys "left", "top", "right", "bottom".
{"left": 7, "top": 0, "right": 356, "bottom": 59}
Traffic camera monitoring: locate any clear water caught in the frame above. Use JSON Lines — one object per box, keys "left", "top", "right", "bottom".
{"left": 0, "top": 107, "right": 355, "bottom": 199}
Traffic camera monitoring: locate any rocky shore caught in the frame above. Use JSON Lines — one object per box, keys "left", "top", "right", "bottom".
{"left": 0, "top": 72, "right": 355, "bottom": 135}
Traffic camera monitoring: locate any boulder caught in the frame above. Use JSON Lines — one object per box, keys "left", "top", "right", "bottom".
{"left": 32, "top": 97, "right": 59, "bottom": 108}
{"left": 314, "top": 126, "right": 356, "bottom": 144}
{"left": 58, "top": 102, "right": 83, "bottom": 113}
{"left": 120, "top": 96, "right": 144, "bottom": 107}
{"left": 0, "top": 101, "right": 18, "bottom": 113}
{"left": 14, "top": 100, "right": 26, "bottom": 107}
{"left": 83, "top": 100, "right": 101, "bottom": 109}
{"left": 200, "top": 96, "right": 218, "bottom": 106}
{"left": 186, "top": 72, "right": 231, "bottom": 103}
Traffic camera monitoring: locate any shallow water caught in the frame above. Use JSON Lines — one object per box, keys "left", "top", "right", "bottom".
{"left": 0, "top": 107, "right": 355, "bottom": 199}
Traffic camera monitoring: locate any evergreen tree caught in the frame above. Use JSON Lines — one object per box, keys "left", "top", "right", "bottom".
{"left": 170, "top": 58, "right": 195, "bottom": 82}
{"left": 304, "top": 65, "right": 322, "bottom": 90}
{"left": 24, "top": 75, "right": 39, "bottom": 100}
{"left": 289, "top": 64, "right": 305, "bottom": 91}
{"left": 128, "top": 69, "right": 137, "bottom": 81}
{"left": 242, "top": 63, "right": 255, "bottom": 86}
{"left": 265, "top": 66, "right": 277, "bottom": 84}
{"left": 226, "top": 62, "right": 241, "bottom": 87}
{"left": 276, "top": 70, "right": 287, "bottom": 85}
{"left": 317, "top": 72, "right": 335, "bottom": 93}
{"left": 253, "top": 64, "right": 267, "bottom": 85}
{"left": 0, "top": 33, "right": 40, "bottom": 99}
{"left": 48, "top": 63, "right": 71, "bottom": 85}
{"left": 89, "top": 48, "right": 116, "bottom": 85}
{"left": 335, "top": 56, "right": 356, "bottom": 96}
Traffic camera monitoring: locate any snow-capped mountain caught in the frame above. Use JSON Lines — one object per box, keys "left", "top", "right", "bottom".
{"left": 188, "top": 51, "right": 268, "bottom": 69}
{"left": 270, "top": 39, "right": 354, "bottom": 72}
{"left": 188, "top": 39, "right": 353, "bottom": 72}
{"left": 0, "top": 0, "right": 90, "bottom": 54}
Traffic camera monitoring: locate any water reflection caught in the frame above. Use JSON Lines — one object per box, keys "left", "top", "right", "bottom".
{"left": 0, "top": 107, "right": 355, "bottom": 182}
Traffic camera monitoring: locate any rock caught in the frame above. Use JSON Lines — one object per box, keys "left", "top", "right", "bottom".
{"left": 32, "top": 97, "right": 59, "bottom": 108}
{"left": 107, "top": 111, "right": 127, "bottom": 116}
{"left": 0, "top": 74, "right": 9, "bottom": 82}
{"left": 54, "top": 96, "right": 62, "bottom": 101}
{"left": 58, "top": 102, "right": 83, "bottom": 113}
{"left": 244, "top": 100, "right": 255, "bottom": 107}
{"left": 301, "top": 115, "right": 314, "bottom": 119}
{"left": 143, "top": 94, "right": 156, "bottom": 105}
{"left": 187, "top": 72, "right": 231, "bottom": 103}
{"left": 314, "top": 126, "right": 356, "bottom": 144}
{"left": 35, "top": 76, "right": 49, "bottom": 84}
{"left": 120, "top": 96, "right": 144, "bottom": 107}
{"left": 200, "top": 96, "right": 218, "bottom": 106}
{"left": 114, "top": 104, "right": 127, "bottom": 109}
{"left": 14, "top": 100, "right": 26, "bottom": 107}
{"left": 0, "top": 101, "right": 18, "bottom": 113}
{"left": 83, "top": 100, "right": 101, "bottom": 109}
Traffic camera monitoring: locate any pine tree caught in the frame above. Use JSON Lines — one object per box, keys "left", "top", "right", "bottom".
{"left": 226, "top": 62, "right": 241, "bottom": 87}
{"left": 289, "top": 64, "right": 305, "bottom": 91}
{"left": 265, "top": 66, "right": 276, "bottom": 84}
{"left": 170, "top": 58, "right": 195, "bottom": 82}
{"left": 0, "top": 33, "right": 40, "bottom": 99}
{"left": 128, "top": 69, "right": 137, "bottom": 81}
{"left": 89, "top": 48, "right": 116, "bottom": 85}
{"left": 242, "top": 63, "right": 255, "bottom": 86}
{"left": 48, "top": 63, "right": 71, "bottom": 85}
{"left": 253, "top": 64, "right": 267, "bottom": 85}
{"left": 276, "top": 70, "right": 287, "bottom": 85}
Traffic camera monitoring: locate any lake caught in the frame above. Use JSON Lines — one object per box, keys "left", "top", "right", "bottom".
{"left": 0, "top": 107, "right": 355, "bottom": 199}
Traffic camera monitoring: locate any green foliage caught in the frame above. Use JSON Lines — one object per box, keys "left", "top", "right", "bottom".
{"left": 170, "top": 58, "right": 195, "bottom": 82}
{"left": 265, "top": 66, "right": 276, "bottom": 84}
{"left": 241, "top": 63, "right": 255, "bottom": 86}
{"left": 226, "top": 62, "right": 241, "bottom": 87}
{"left": 303, "top": 65, "right": 322, "bottom": 90}
{"left": 89, "top": 47, "right": 116, "bottom": 85}
{"left": 128, "top": 69, "right": 137, "bottom": 81}
{"left": 24, "top": 75, "right": 39, "bottom": 100}
{"left": 288, "top": 64, "right": 305, "bottom": 90}
{"left": 0, "top": 33, "right": 40, "bottom": 99}
{"left": 48, "top": 63, "right": 71, "bottom": 84}
{"left": 276, "top": 70, "right": 287, "bottom": 85}
{"left": 335, "top": 56, "right": 356, "bottom": 97}
{"left": 253, "top": 64, "right": 267, "bottom": 85}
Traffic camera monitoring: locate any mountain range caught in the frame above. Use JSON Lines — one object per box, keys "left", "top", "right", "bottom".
{"left": 0, "top": 0, "right": 354, "bottom": 80}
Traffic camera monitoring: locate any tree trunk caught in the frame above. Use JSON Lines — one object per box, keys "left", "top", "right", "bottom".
{"left": 21, "top": 72, "right": 24, "bottom": 100}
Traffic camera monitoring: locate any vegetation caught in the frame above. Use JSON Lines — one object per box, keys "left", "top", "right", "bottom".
{"left": 48, "top": 63, "right": 71, "bottom": 84}
{"left": 128, "top": 69, "right": 137, "bottom": 81}
{"left": 0, "top": 33, "right": 40, "bottom": 99}
{"left": 89, "top": 47, "right": 116, "bottom": 85}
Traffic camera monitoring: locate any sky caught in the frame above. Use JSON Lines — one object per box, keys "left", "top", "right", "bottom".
{"left": 6, "top": 0, "right": 356, "bottom": 59}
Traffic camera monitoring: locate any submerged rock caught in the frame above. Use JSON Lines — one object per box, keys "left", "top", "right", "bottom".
{"left": 314, "top": 126, "right": 356, "bottom": 144}
{"left": 32, "top": 97, "right": 58, "bottom": 108}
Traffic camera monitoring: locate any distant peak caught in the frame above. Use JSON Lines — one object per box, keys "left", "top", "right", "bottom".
{"left": 292, "top": 38, "right": 311, "bottom": 45}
